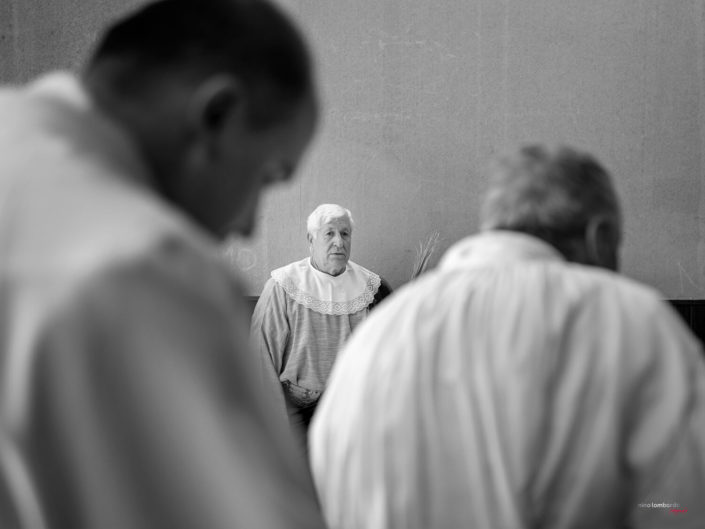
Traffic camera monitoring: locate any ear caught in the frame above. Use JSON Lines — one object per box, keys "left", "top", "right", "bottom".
{"left": 186, "top": 75, "right": 245, "bottom": 141}
{"left": 585, "top": 215, "right": 620, "bottom": 271}
{"left": 307, "top": 232, "right": 313, "bottom": 245}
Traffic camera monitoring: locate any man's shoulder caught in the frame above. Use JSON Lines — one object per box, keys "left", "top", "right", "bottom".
{"left": 59, "top": 179, "right": 215, "bottom": 274}
{"left": 87, "top": 208, "right": 238, "bottom": 297}
{"left": 362, "top": 260, "right": 668, "bottom": 328}
{"left": 19, "top": 177, "right": 240, "bottom": 313}
{"left": 52, "top": 220, "right": 249, "bottom": 335}
{"left": 564, "top": 263, "right": 666, "bottom": 311}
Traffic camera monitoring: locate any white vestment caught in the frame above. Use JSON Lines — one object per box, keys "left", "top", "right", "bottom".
{"left": 310, "top": 230, "right": 705, "bottom": 529}
{"left": 251, "top": 258, "right": 382, "bottom": 444}
{"left": 0, "top": 73, "right": 325, "bottom": 529}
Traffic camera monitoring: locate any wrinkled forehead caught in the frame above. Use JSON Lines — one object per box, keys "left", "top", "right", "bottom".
{"left": 318, "top": 217, "right": 352, "bottom": 232}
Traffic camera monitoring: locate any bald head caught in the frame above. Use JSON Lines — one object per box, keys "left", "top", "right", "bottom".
{"left": 86, "top": 0, "right": 313, "bottom": 129}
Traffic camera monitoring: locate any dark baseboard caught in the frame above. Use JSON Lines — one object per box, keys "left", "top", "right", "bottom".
{"left": 668, "top": 300, "right": 705, "bottom": 345}
{"left": 244, "top": 296, "right": 259, "bottom": 318}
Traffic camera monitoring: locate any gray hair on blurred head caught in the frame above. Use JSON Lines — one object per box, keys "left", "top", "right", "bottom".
{"left": 480, "top": 144, "right": 621, "bottom": 260}
{"left": 307, "top": 204, "right": 354, "bottom": 238}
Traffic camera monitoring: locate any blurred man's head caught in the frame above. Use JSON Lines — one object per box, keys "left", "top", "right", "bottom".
{"left": 480, "top": 144, "right": 622, "bottom": 270}
{"left": 84, "top": 0, "right": 318, "bottom": 237}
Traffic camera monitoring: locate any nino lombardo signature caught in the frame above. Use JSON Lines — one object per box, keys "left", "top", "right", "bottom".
{"left": 638, "top": 502, "right": 687, "bottom": 515}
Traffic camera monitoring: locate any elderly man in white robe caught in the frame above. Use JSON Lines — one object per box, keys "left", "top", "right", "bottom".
{"left": 251, "top": 203, "right": 391, "bottom": 450}
{"left": 309, "top": 145, "right": 705, "bottom": 529}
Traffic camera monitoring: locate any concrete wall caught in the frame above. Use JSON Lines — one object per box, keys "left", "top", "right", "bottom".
{"left": 0, "top": 1, "right": 143, "bottom": 82}
{"left": 2, "top": 1, "right": 704, "bottom": 298}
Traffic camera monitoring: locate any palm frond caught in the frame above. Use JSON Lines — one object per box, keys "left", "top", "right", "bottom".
{"left": 410, "top": 231, "right": 440, "bottom": 280}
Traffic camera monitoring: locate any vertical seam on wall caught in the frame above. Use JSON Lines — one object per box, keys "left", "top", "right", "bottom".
{"left": 697, "top": 0, "right": 705, "bottom": 291}
{"left": 639, "top": 0, "right": 646, "bottom": 186}
{"left": 11, "top": 0, "right": 19, "bottom": 81}
{"left": 475, "top": 0, "right": 482, "bottom": 162}
{"left": 501, "top": 0, "right": 510, "bottom": 146}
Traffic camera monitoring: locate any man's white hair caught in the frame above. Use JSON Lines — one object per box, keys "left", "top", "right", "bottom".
{"left": 307, "top": 204, "right": 354, "bottom": 238}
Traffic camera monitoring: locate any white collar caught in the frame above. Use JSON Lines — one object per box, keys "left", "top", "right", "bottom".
{"left": 440, "top": 231, "right": 564, "bottom": 271}
{"left": 27, "top": 71, "right": 91, "bottom": 110}
{"left": 25, "top": 72, "right": 153, "bottom": 192}
{"left": 271, "top": 258, "right": 381, "bottom": 315}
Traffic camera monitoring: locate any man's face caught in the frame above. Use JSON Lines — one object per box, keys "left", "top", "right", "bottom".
{"left": 309, "top": 217, "right": 352, "bottom": 276}
{"left": 182, "top": 92, "right": 318, "bottom": 238}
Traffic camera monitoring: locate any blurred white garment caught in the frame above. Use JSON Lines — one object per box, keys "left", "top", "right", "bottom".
{"left": 0, "top": 73, "right": 325, "bottom": 529}
{"left": 310, "top": 230, "right": 705, "bottom": 529}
